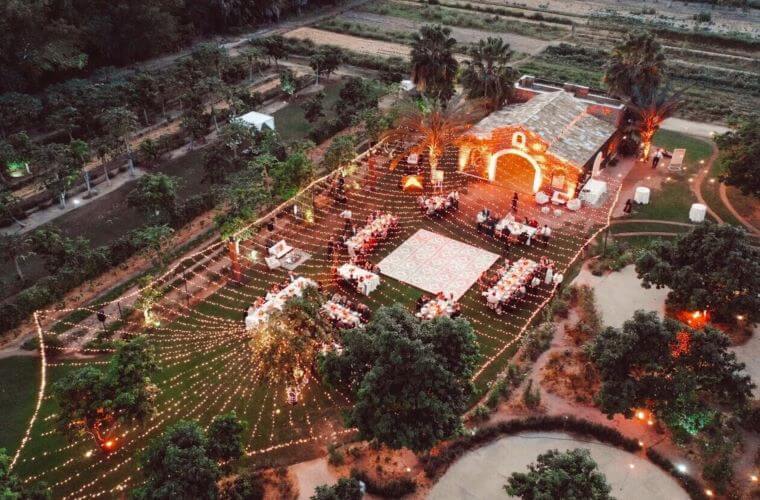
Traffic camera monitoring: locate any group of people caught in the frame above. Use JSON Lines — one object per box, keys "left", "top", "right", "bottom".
{"left": 330, "top": 175, "right": 348, "bottom": 204}
{"left": 479, "top": 256, "right": 563, "bottom": 315}
{"left": 324, "top": 292, "right": 371, "bottom": 327}
{"left": 477, "top": 209, "right": 552, "bottom": 247}
{"left": 417, "top": 191, "right": 460, "bottom": 217}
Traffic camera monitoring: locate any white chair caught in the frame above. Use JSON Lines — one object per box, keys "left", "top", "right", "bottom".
{"left": 553, "top": 209, "right": 563, "bottom": 217}
{"left": 668, "top": 149, "right": 686, "bottom": 172}
{"left": 265, "top": 256, "right": 281, "bottom": 270}
{"left": 541, "top": 206, "right": 551, "bottom": 215}
{"left": 566, "top": 198, "right": 582, "bottom": 211}
{"left": 551, "top": 191, "right": 566, "bottom": 205}
{"left": 535, "top": 192, "right": 550, "bottom": 205}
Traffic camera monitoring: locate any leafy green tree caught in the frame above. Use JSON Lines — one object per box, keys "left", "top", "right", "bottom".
{"left": 0, "top": 186, "right": 25, "bottom": 229}
{"left": 410, "top": 25, "right": 458, "bottom": 102}
{"left": 635, "top": 222, "right": 760, "bottom": 324}
{"left": 260, "top": 36, "right": 288, "bottom": 67}
{"left": 604, "top": 31, "right": 665, "bottom": 99}
{"left": 133, "top": 421, "right": 220, "bottom": 500}
{"left": 588, "top": 310, "right": 754, "bottom": 438}
{"left": 270, "top": 148, "right": 314, "bottom": 199}
{"left": 309, "top": 46, "right": 343, "bottom": 83}
{"left": 53, "top": 337, "right": 158, "bottom": 446}
{"left": 505, "top": 449, "right": 613, "bottom": 500}
{"left": 99, "top": 107, "right": 139, "bottom": 160}
{"left": 311, "top": 477, "right": 362, "bottom": 500}
{"left": 37, "top": 140, "right": 89, "bottom": 208}
{"left": 241, "top": 46, "right": 266, "bottom": 81}
{"left": 1, "top": 448, "right": 50, "bottom": 499}
{"left": 219, "top": 471, "right": 265, "bottom": 500}
{"left": 131, "top": 72, "right": 162, "bottom": 125}
{"left": 138, "top": 138, "right": 162, "bottom": 167}
{"left": 320, "top": 305, "right": 478, "bottom": 452}
{"left": 321, "top": 135, "right": 356, "bottom": 172}
{"left": 127, "top": 173, "right": 179, "bottom": 223}
{"left": 132, "top": 225, "right": 174, "bottom": 267}
{"left": 461, "top": 37, "right": 519, "bottom": 110}
{"left": 715, "top": 117, "right": 760, "bottom": 198}
{"left": 0, "top": 233, "right": 30, "bottom": 281}
{"left": 0, "top": 92, "right": 42, "bottom": 137}
{"left": 206, "top": 412, "right": 246, "bottom": 464}
{"left": 303, "top": 92, "right": 326, "bottom": 124}
{"left": 46, "top": 106, "right": 81, "bottom": 141}
{"left": 335, "top": 78, "right": 379, "bottom": 125}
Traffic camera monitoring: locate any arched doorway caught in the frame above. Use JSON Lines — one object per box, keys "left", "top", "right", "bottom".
{"left": 487, "top": 149, "right": 542, "bottom": 193}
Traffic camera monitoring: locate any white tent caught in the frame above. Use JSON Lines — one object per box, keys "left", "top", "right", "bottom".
{"left": 233, "top": 111, "right": 275, "bottom": 132}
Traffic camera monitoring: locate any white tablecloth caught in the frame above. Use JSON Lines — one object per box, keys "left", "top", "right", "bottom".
{"left": 322, "top": 301, "right": 361, "bottom": 327}
{"left": 338, "top": 264, "right": 380, "bottom": 296}
{"left": 689, "top": 203, "right": 707, "bottom": 222}
{"left": 495, "top": 219, "right": 538, "bottom": 244}
{"left": 634, "top": 186, "right": 651, "bottom": 204}
{"left": 345, "top": 213, "right": 396, "bottom": 258}
{"left": 245, "top": 277, "right": 317, "bottom": 329}
{"left": 416, "top": 297, "right": 455, "bottom": 320}
{"left": 580, "top": 179, "right": 608, "bottom": 207}
{"left": 483, "top": 258, "right": 538, "bottom": 304}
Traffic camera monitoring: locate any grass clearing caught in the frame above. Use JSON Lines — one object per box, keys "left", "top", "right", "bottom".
{"left": 273, "top": 79, "right": 344, "bottom": 143}
{"left": 0, "top": 356, "right": 40, "bottom": 453}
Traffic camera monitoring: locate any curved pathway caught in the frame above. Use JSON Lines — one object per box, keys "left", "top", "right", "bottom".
{"left": 429, "top": 432, "right": 688, "bottom": 500}
{"left": 690, "top": 142, "right": 723, "bottom": 224}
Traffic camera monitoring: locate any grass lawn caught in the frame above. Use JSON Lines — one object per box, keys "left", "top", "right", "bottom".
{"left": 699, "top": 148, "right": 744, "bottom": 227}
{"left": 633, "top": 130, "right": 713, "bottom": 224}
{"left": 273, "top": 79, "right": 344, "bottom": 143}
{"left": 0, "top": 356, "right": 40, "bottom": 454}
{"left": 14, "top": 159, "right": 617, "bottom": 496}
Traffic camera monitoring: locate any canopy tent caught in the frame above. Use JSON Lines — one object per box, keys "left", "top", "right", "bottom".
{"left": 233, "top": 111, "right": 275, "bottom": 131}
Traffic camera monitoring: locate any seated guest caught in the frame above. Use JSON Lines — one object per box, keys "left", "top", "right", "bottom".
{"left": 357, "top": 303, "right": 371, "bottom": 322}
{"left": 451, "top": 302, "right": 462, "bottom": 318}
{"left": 416, "top": 295, "right": 427, "bottom": 310}
{"left": 531, "top": 275, "right": 542, "bottom": 288}
{"left": 517, "top": 231, "right": 529, "bottom": 245}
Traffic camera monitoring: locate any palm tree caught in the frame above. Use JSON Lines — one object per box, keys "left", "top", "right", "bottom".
{"left": 604, "top": 32, "right": 666, "bottom": 99}
{"left": 626, "top": 84, "right": 685, "bottom": 159}
{"left": 461, "top": 37, "right": 519, "bottom": 110}
{"left": 410, "top": 25, "right": 459, "bottom": 102}
{"left": 382, "top": 98, "right": 483, "bottom": 179}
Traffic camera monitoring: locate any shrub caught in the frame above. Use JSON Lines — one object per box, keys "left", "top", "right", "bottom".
{"left": 219, "top": 471, "right": 265, "bottom": 500}
{"left": 522, "top": 380, "right": 541, "bottom": 409}
{"left": 328, "top": 443, "right": 345, "bottom": 466}
{"left": 521, "top": 323, "right": 556, "bottom": 361}
{"left": 646, "top": 448, "right": 708, "bottom": 500}
{"left": 350, "top": 469, "right": 417, "bottom": 497}
{"left": 473, "top": 405, "right": 491, "bottom": 421}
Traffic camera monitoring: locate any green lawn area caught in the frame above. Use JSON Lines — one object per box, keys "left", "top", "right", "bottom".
{"left": 0, "top": 356, "right": 40, "bottom": 454}
{"left": 13, "top": 163, "right": 612, "bottom": 496}
{"left": 633, "top": 130, "right": 712, "bottom": 224}
{"left": 273, "top": 79, "right": 344, "bottom": 143}
{"left": 699, "top": 146, "right": 744, "bottom": 227}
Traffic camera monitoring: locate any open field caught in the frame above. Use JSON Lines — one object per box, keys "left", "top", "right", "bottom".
{"left": 13, "top": 152, "right": 620, "bottom": 496}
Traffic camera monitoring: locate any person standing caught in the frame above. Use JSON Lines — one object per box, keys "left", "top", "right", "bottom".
{"left": 541, "top": 224, "right": 552, "bottom": 246}
{"left": 652, "top": 148, "right": 663, "bottom": 169}
{"left": 623, "top": 198, "right": 633, "bottom": 214}
{"left": 511, "top": 192, "right": 519, "bottom": 212}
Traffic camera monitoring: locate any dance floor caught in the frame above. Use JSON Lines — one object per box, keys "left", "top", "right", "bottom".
{"left": 378, "top": 229, "right": 500, "bottom": 300}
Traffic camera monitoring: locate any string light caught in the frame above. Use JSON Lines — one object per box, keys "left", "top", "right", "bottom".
{"left": 15, "top": 139, "right": 622, "bottom": 496}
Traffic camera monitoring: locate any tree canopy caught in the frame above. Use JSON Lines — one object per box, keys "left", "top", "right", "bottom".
{"left": 311, "top": 477, "right": 363, "bottom": 500}
{"left": 588, "top": 310, "right": 754, "bottom": 438}
{"left": 410, "top": 25, "right": 458, "bottom": 102}
{"left": 133, "top": 420, "right": 220, "bottom": 500}
{"left": 206, "top": 412, "right": 246, "bottom": 464}
{"left": 604, "top": 31, "right": 666, "bottom": 99}
{"left": 461, "top": 37, "right": 519, "bottom": 110}
{"left": 53, "top": 336, "right": 158, "bottom": 446}
{"left": 1, "top": 448, "right": 50, "bottom": 499}
{"left": 635, "top": 222, "right": 760, "bottom": 324}
{"left": 127, "top": 173, "right": 179, "bottom": 223}
{"left": 319, "top": 305, "right": 479, "bottom": 452}
{"left": 716, "top": 117, "right": 760, "bottom": 198}
{"left": 505, "top": 448, "right": 613, "bottom": 500}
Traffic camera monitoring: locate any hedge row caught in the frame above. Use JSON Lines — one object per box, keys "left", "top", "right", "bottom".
{"left": 0, "top": 192, "right": 216, "bottom": 334}
{"left": 420, "top": 415, "right": 641, "bottom": 479}
{"left": 646, "top": 448, "right": 709, "bottom": 500}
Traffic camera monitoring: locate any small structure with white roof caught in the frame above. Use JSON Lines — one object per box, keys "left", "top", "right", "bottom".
{"left": 233, "top": 111, "right": 275, "bottom": 132}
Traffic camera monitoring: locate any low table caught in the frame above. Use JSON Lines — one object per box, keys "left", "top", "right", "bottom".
{"left": 634, "top": 186, "right": 651, "bottom": 204}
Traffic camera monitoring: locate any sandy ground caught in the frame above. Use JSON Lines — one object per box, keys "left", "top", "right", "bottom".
{"left": 290, "top": 458, "right": 336, "bottom": 499}
{"left": 285, "top": 27, "right": 414, "bottom": 59}
{"left": 428, "top": 431, "right": 689, "bottom": 500}
{"left": 336, "top": 11, "right": 557, "bottom": 54}
{"left": 574, "top": 265, "right": 669, "bottom": 329}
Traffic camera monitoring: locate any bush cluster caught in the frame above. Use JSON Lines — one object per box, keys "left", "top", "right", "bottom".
{"left": 646, "top": 448, "right": 709, "bottom": 500}
{"left": 350, "top": 468, "right": 417, "bottom": 498}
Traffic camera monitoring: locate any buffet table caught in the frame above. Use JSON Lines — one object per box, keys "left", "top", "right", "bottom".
{"left": 338, "top": 263, "right": 380, "bottom": 296}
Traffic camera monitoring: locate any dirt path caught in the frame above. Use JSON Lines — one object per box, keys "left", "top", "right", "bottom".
{"left": 284, "top": 27, "right": 415, "bottom": 59}
{"left": 335, "top": 10, "right": 556, "bottom": 54}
